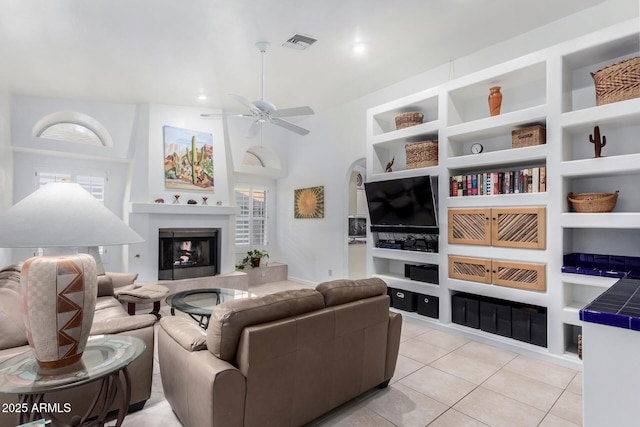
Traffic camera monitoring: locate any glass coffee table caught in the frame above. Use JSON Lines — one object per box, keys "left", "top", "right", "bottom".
{"left": 166, "top": 288, "right": 254, "bottom": 328}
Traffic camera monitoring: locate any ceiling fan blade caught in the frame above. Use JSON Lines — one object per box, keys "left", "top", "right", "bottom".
{"left": 247, "top": 120, "right": 262, "bottom": 138}
{"left": 229, "top": 94, "right": 261, "bottom": 115}
{"left": 271, "top": 118, "right": 310, "bottom": 136}
{"left": 270, "top": 106, "right": 315, "bottom": 118}
{"left": 200, "top": 112, "right": 252, "bottom": 119}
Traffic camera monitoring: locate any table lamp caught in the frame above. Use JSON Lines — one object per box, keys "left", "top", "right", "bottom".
{"left": 0, "top": 182, "right": 143, "bottom": 370}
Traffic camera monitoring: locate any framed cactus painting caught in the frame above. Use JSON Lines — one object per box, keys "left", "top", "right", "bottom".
{"left": 163, "top": 125, "right": 214, "bottom": 191}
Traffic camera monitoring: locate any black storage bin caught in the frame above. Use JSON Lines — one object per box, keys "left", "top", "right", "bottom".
{"left": 417, "top": 294, "right": 439, "bottom": 318}
{"left": 512, "top": 306, "right": 547, "bottom": 347}
{"left": 404, "top": 264, "right": 439, "bottom": 284}
{"left": 391, "top": 288, "right": 418, "bottom": 312}
{"left": 480, "top": 299, "right": 512, "bottom": 338}
{"left": 451, "top": 293, "right": 480, "bottom": 329}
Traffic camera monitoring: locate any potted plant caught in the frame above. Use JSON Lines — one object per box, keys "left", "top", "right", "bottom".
{"left": 236, "top": 249, "right": 269, "bottom": 269}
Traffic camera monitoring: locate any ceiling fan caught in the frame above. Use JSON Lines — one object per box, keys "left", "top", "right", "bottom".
{"left": 201, "top": 41, "right": 314, "bottom": 137}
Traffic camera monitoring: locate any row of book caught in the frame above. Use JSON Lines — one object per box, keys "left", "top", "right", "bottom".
{"left": 450, "top": 167, "right": 546, "bottom": 197}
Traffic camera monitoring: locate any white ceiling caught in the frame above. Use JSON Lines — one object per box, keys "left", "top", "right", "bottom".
{"left": 0, "top": 0, "right": 608, "bottom": 114}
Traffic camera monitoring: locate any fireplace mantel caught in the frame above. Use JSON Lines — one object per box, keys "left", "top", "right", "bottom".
{"left": 128, "top": 203, "right": 238, "bottom": 281}
{"left": 130, "top": 203, "right": 238, "bottom": 216}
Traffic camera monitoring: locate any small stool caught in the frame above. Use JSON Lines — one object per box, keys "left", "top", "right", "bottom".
{"left": 114, "top": 283, "right": 170, "bottom": 319}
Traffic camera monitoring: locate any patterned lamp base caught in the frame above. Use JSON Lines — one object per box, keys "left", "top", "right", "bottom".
{"left": 21, "top": 253, "right": 97, "bottom": 370}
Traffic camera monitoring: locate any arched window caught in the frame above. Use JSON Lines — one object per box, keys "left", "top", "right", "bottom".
{"left": 242, "top": 151, "right": 264, "bottom": 167}
{"left": 33, "top": 111, "right": 113, "bottom": 147}
{"left": 242, "top": 146, "right": 280, "bottom": 169}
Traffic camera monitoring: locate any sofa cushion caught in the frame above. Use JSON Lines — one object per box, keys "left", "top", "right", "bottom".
{"left": 91, "top": 313, "right": 156, "bottom": 335}
{"left": 315, "top": 278, "right": 387, "bottom": 307}
{"left": 0, "top": 280, "right": 28, "bottom": 350}
{"left": 207, "top": 288, "right": 325, "bottom": 362}
{"left": 0, "top": 263, "right": 23, "bottom": 274}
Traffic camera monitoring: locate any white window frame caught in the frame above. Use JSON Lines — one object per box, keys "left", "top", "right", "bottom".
{"left": 37, "top": 172, "right": 106, "bottom": 203}
{"left": 235, "top": 186, "right": 269, "bottom": 248}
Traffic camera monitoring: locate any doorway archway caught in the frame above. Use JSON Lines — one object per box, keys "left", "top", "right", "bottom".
{"left": 345, "top": 158, "right": 367, "bottom": 279}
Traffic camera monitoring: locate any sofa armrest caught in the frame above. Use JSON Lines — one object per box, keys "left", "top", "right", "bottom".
{"left": 107, "top": 272, "right": 139, "bottom": 289}
{"left": 160, "top": 316, "right": 207, "bottom": 352}
{"left": 97, "top": 274, "right": 114, "bottom": 297}
{"left": 90, "top": 314, "right": 156, "bottom": 335}
{"left": 384, "top": 311, "right": 402, "bottom": 382}
{"left": 158, "top": 323, "right": 246, "bottom": 427}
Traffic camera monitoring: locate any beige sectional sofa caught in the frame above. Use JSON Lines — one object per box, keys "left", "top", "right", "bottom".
{"left": 158, "top": 277, "right": 402, "bottom": 427}
{"left": 0, "top": 263, "right": 156, "bottom": 426}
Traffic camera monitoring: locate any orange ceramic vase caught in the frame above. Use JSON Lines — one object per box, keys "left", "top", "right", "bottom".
{"left": 488, "top": 86, "right": 502, "bottom": 116}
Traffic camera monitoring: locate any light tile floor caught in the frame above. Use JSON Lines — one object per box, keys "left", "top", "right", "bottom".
{"left": 110, "top": 281, "right": 583, "bottom": 427}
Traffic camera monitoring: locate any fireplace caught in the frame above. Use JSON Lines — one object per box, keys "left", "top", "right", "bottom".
{"left": 158, "top": 228, "right": 221, "bottom": 280}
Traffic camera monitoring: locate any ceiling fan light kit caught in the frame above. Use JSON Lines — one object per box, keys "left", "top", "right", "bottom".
{"left": 202, "top": 40, "right": 315, "bottom": 137}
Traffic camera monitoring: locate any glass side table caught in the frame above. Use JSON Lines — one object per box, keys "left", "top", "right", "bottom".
{"left": 0, "top": 335, "right": 146, "bottom": 427}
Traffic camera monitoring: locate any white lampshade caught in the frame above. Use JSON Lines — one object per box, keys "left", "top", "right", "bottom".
{"left": 0, "top": 182, "right": 143, "bottom": 248}
{"left": 0, "top": 182, "right": 143, "bottom": 370}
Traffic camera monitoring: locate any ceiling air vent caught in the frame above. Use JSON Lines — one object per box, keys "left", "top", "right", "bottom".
{"left": 282, "top": 34, "right": 317, "bottom": 50}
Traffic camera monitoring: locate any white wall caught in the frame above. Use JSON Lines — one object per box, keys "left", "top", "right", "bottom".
{"left": 277, "top": 0, "right": 638, "bottom": 285}
{"left": 0, "top": 91, "right": 11, "bottom": 267}
{"left": 276, "top": 106, "right": 367, "bottom": 284}
{"left": 127, "top": 103, "right": 237, "bottom": 280}
{"left": 9, "top": 95, "right": 138, "bottom": 270}
{"left": 131, "top": 104, "right": 231, "bottom": 206}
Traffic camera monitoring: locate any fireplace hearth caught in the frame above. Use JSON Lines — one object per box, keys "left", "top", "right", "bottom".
{"left": 158, "top": 228, "right": 220, "bottom": 280}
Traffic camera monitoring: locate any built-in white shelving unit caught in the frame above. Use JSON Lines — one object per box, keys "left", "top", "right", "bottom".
{"left": 366, "top": 18, "right": 640, "bottom": 369}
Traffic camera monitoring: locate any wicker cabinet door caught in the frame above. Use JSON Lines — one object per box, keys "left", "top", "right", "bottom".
{"left": 449, "top": 256, "right": 492, "bottom": 284}
{"left": 448, "top": 208, "right": 492, "bottom": 246}
{"left": 491, "top": 207, "right": 546, "bottom": 250}
{"left": 491, "top": 260, "right": 546, "bottom": 291}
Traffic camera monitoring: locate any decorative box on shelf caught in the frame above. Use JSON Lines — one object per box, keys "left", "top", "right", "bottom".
{"left": 562, "top": 253, "right": 640, "bottom": 278}
{"left": 511, "top": 125, "right": 546, "bottom": 148}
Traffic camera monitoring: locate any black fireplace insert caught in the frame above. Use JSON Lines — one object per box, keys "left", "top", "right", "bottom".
{"left": 158, "top": 228, "right": 221, "bottom": 280}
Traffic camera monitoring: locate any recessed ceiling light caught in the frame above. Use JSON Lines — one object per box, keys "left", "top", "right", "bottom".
{"left": 198, "top": 94, "right": 207, "bottom": 101}
{"left": 352, "top": 42, "right": 366, "bottom": 55}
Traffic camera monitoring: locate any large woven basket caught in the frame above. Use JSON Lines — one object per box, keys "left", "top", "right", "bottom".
{"left": 405, "top": 141, "right": 438, "bottom": 169}
{"left": 592, "top": 56, "right": 640, "bottom": 105}
{"left": 567, "top": 191, "right": 619, "bottom": 213}
{"left": 395, "top": 112, "right": 423, "bottom": 130}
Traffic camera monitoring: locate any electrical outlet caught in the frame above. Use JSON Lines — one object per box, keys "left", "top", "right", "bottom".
{"left": 328, "top": 269, "right": 332, "bottom": 276}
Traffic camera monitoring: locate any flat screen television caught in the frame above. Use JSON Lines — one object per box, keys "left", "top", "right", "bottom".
{"left": 364, "top": 175, "right": 438, "bottom": 232}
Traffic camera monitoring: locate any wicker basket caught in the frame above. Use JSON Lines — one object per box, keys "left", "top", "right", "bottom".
{"left": 512, "top": 125, "right": 546, "bottom": 148}
{"left": 567, "top": 191, "right": 619, "bottom": 213}
{"left": 405, "top": 141, "right": 438, "bottom": 169}
{"left": 591, "top": 56, "right": 640, "bottom": 105}
{"left": 395, "top": 112, "right": 423, "bottom": 130}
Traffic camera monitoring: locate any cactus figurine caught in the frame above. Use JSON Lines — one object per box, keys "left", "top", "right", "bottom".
{"left": 185, "top": 135, "right": 205, "bottom": 184}
{"left": 589, "top": 125, "right": 606, "bottom": 158}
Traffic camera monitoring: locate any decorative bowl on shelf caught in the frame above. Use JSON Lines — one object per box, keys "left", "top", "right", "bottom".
{"left": 394, "top": 112, "right": 423, "bottom": 130}
{"left": 567, "top": 191, "right": 619, "bottom": 213}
